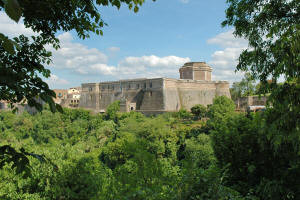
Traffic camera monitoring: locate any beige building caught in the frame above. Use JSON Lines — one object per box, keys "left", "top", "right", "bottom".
{"left": 53, "top": 89, "right": 68, "bottom": 104}
{"left": 79, "top": 62, "right": 231, "bottom": 114}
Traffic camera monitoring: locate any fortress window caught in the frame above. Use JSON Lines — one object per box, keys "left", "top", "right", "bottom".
{"left": 150, "top": 82, "right": 152, "bottom": 88}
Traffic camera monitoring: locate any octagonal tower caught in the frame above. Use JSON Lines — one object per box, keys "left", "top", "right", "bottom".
{"left": 179, "top": 62, "right": 212, "bottom": 81}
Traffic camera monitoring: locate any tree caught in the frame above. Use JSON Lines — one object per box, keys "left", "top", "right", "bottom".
{"left": 207, "top": 96, "right": 236, "bottom": 121}
{"left": 0, "top": 0, "right": 155, "bottom": 176}
{"left": 222, "top": 0, "right": 299, "bottom": 143}
{"left": 230, "top": 72, "right": 256, "bottom": 101}
{"left": 191, "top": 104, "right": 207, "bottom": 119}
{"left": 219, "top": 1, "right": 300, "bottom": 198}
{"left": 0, "top": 0, "right": 154, "bottom": 111}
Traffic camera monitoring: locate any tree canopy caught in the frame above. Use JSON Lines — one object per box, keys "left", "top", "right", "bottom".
{"left": 0, "top": 0, "right": 154, "bottom": 111}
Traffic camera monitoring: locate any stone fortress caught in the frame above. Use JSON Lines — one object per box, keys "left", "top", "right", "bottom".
{"left": 79, "top": 62, "right": 231, "bottom": 114}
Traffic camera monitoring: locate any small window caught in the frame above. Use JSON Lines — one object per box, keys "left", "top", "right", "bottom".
{"left": 112, "top": 85, "right": 114, "bottom": 90}
{"left": 144, "top": 83, "right": 146, "bottom": 88}
{"left": 150, "top": 82, "right": 152, "bottom": 88}
{"left": 150, "top": 91, "right": 153, "bottom": 97}
{"left": 128, "top": 84, "right": 131, "bottom": 89}
{"left": 137, "top": 84, "right": 140, "bottom": 89}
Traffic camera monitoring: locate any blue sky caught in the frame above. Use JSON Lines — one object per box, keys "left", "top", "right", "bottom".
{"left": 0, "top": 0, "right": 248, "bottom": 89}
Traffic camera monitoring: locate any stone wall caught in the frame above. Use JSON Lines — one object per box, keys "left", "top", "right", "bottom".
{"left": 163, "top": 78, "right": 230, "bottom": 111}
{"left": 235, "top": 96, "right": 268, "bottom": 111}
{"left": 79, "top": 79, "right": 165, "bottom": 112}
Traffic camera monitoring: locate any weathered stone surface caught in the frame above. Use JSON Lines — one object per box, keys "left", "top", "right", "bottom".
{"left": 79, "top": 62, "right": 231, "bottom": 113}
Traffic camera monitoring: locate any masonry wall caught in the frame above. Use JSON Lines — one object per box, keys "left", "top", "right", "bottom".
{"left": 163, "top": 79, "right": 230, "bottom": 111}
{"left": 79, "top": 83, "right": 99, "bottom": 111}
{"left": 235, "top": 96, "right": 268, "bottom": 111}
{"left": 79, "top": 79, "right": 164, "bottom": 112}
{"left": 79, "top": 78, "right": 230, "bottom": 113}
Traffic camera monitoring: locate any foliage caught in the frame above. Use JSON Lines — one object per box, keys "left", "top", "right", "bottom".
{"left": 230, "top": 72, "right": 256, "bottom": 101}
{"left": 223, "top": 0, "right": 299, "bottom": 84}
{"left": 175, "top": 108, "right": 193, "bottom": 120}
{"left": 222, "top": 2, "right": 300, "bottom": 199}
{"left": 0, "top": 0, "right": 154, "bottom": 111}
{"left": 0, "top": 0, "right": 155, "bottom": 180}
{"left": 207, "top": 96, "right": 236, "bottom": 121}
{"left": 211, "top": 111, "right": 300, "bottom": 199}
{"left": 104, "top": 100, "right": 120, "bottom": 123}
{"left": 0, "top": 105, "right": 249, "bottom": 199}
{"left": 191, "top": 104, "right": 207, "bottom": 119}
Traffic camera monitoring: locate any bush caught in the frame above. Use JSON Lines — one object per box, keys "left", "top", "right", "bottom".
{"left": 191, "top": 104, "right": 207, "bottom": 119}
{"left": 210, "top": 111, "right": 300, "bottom": 199}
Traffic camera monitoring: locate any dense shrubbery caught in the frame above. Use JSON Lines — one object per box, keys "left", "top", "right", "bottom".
{"left": 1, "top": 96, "right": 299, "bottom": 199}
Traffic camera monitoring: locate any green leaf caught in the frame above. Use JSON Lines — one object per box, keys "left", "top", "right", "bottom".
{"left": 134, "top": 6, "right": 139, "bottom": 13}
{"left": 2, "top": 37, "right": 15, "bottom": 54}
{"left": 55, "top": 103, "right": 64, "bottom": 113}
{"left": 4, "top": 0, "right": 22, "bottom": 23}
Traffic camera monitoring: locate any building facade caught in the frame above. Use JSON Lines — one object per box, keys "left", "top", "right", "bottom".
{"left": 79, "top": 62, "right": 231, "bottom": 113}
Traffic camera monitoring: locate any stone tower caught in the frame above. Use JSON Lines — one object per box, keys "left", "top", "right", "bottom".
{"left": 179, "top": 62, "right": 212, "bottom": 81}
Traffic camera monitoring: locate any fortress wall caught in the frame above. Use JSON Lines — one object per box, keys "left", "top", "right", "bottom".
{"left": 215, "top": 82, "right": 231, "bottom": 97}
{"left": 164, "top": 79, "right": 230, "bottom": 111}
{"left": 139, "top": 79, "right": 164, "bottom": 111}
{"left": 79, "top": 83, "right": 99, "bottom": 110}
{"left": 90, "top": 78, "right": 165, "bottom": 112}
{"left": 163, "top": 79, "right": 181, "bottom": 111}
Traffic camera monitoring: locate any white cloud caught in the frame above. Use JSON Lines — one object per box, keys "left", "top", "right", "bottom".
{"left": 207, "top": 30, "right": 248, "bottom": 83}
{"left": 207, "top": 30, "right": 248, "bottom": 48}
{"left": 45, "top": 74, "right": 70, "bottom": 88}
{"left": 108, "top": 46, "right": 120, "bottom": 53}
{"left": 116, "top": 55, "right": 191, "bottom": 79}
{"left": 48, "top": 33, "right": 190, "bottom": 79}
{"left": 0, "top": 11, "right": 37, "bottom": 38}
{"left": 48, "top": 32, "right": 110, "bottom": 75}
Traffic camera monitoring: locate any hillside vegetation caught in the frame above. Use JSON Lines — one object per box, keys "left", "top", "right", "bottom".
{"left": 0, "top": 96, "right": 299, "bottom": 200}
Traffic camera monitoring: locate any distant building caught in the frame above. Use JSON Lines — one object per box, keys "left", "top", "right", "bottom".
{"left": 0, "top": 98, "right": 44, "bottom": 115}
{"left": 53, "top": 89, "right": 68, "bottom": 104}
{"left": 235, "top": 95, "right": 268, "bottom": 111}
{"left": 79, "top": 62, "right": 231, "bottom": 114}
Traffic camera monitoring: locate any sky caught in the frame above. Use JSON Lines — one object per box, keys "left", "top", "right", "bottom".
{"left": 0, "top": 0, "right": 249, "bottom": 89}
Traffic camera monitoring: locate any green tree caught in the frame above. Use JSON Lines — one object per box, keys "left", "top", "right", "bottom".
{"left": 191, "top": 104, "right": 207, "bottom": 119}
{"left": 230, "top": 72, "right": 256, "bottom": 101}
{"left": 0, "top": 0, "right": 155, "bottom": 176}
{"left": 207, "top": 96, "right": 236, "bottom": 121}
{"left": 217, "top": 1, "right": 300, "bottom": 198}
{"left": 0, "top": 0, "right": 154, "bottom": 111}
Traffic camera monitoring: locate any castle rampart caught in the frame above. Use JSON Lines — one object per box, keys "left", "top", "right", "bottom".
{"left": 79, "top": 62, "right": 231, "bottom": 113}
